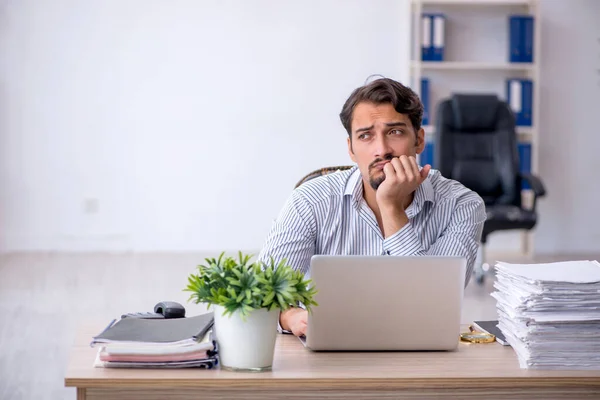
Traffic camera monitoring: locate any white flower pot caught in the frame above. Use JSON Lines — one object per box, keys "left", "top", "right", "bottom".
{"left": 213, "top": 305, "right": 279, "bottom": 371}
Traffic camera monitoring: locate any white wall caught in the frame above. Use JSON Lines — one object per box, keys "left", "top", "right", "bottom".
{"left": 1, "top": 0, "right": 598, "bottom": 255}
{"left": 534, "top": 0, "right": 600, "bottom": 254}
{"left": 0, "top": 0, "right": 410, "bottom": 252}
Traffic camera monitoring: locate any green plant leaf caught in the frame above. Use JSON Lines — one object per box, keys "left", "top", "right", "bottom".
{"left": 183, "top": 252, "right": 317, "bottom": 315}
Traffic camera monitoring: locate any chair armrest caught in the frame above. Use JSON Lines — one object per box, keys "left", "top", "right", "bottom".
{"left": 519, "top": 173, "right": 546, "bottom": 212}
{"left": 519, "top": 173, "right": 546, "bottom": 198}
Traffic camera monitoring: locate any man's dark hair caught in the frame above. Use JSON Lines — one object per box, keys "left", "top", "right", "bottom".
{"left": 339, "top": 77, "right": 424, "bottom": 139}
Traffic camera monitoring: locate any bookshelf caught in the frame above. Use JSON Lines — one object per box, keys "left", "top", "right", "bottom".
{"left": 410, "top": 0, "right": 541, "bottom": 257}
{"left": 413, "top": 61, "right": 535, "bottom": 71}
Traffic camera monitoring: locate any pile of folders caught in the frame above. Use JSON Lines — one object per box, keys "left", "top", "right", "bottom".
{"left": 90, "top": 312, "right": 217, "bottom": 369}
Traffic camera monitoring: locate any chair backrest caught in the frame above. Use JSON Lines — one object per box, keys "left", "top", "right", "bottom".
{"left": 295, "top": 166, "right": 354, "bottom": 189}
{"left": 434, "top": 93, "right": 522, "bottom": 207}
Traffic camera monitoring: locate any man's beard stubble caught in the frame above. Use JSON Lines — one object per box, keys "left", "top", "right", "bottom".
{"left": 368, "top": 154, "right": 395, "bottom": 191}
{"left": 369, "top": 175, "right": 385, "bottom": 191}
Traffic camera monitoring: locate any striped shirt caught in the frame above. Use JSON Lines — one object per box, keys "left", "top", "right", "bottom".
{"left": 258, "top": 166, "right": 486, "bottom": 287}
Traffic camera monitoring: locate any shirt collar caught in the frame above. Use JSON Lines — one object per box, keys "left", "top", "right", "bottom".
{"left": 344, "top": 167, "right": 363, "bottom": 204}
{"left": 344, "top": 166, "right": 436, "bottom": 207}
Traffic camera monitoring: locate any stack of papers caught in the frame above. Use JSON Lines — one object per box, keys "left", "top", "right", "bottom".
{"left": 491, "top": 260, "right": 600, "bottom": 370}
{"left": 91, "top": 313, "right": 218, "bottom": 369}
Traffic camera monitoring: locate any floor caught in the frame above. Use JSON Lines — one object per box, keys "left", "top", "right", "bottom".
{"left": 0, "top": 252, "right": 596, "bottom": 400}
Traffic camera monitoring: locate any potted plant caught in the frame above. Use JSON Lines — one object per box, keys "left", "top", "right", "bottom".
{"left": 184, "top": 251, "right": 317, "bottom": 371}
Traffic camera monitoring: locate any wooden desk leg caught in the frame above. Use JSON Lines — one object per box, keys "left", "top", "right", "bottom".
{"left": 77, "top": 388, "right": 86, "bottom": 400}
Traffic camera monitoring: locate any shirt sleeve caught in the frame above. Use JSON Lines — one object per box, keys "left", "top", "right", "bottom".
{"left": 382, "top": 197, "right": 486, "bottom": 287}
{"left": 258, "top": 190, "right": 316, "bottom": 334}
{"left": 257, "top": 190, "right": 317, "bottom": 276}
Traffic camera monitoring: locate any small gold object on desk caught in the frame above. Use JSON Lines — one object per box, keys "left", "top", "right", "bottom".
{"left": 460, "top": 325, "right": 496, "bottom": 343}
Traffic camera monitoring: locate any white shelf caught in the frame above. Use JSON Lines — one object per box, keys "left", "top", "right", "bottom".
{"left": 413, "top": 0, "right": 533, "bottom": 5}
{"left": 411, "top": 0, "right": 541, "bottom": 258}
{"left": 412, "top": 61, "right": 535, "bottom": 71}
{"left": 423, "top": 125, "right": 533, "bottom": 140}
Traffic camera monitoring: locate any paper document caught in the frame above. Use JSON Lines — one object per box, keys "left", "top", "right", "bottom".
{"left": 495, "top": 260, "right": 600, "bottom": 283}
{"left": 491, "top": 260, "right": 600, "bottom": 370}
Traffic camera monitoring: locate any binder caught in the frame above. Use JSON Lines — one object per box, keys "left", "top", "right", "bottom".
{"left": 506, "top": 79, "right": 533, "bottom": 126}
{"left": 522, "top": 15, "right": 534, "bottom": 63}
{"left": 518, "top": 142, "right": 531, "bottom": 190}
{"left": 431, "top": 14, "right": 445, "bottom": 62}
{"left": 421, "top": 14, "right": 433, "bottom": 61}
{"left": 421, "top": 78, "right": 430, "bottom": 126}
{"left": 508, "top": 15, "right": 534, "bottom": 63}
{"left": 508, "top": 15, "right": 523, "bottom": 62}
{"left": 420, "top": 140, "right": 435, "bottom": 168}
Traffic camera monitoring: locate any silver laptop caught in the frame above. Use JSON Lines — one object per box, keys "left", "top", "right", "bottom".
{"left": 302, "top": 255, "right": 466, "bottom": 351}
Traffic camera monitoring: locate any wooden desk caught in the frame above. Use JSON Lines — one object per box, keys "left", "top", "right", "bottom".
{"left": 65, "top": 323, "right": 600, "bottom": 400}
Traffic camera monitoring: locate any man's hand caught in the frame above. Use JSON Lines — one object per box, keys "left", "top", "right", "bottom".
{"left": 376, "top": 155, "right": 431, "bottom": 209}
{"left": 280, "top": 307, "right": 308, "bottom": 337}
{"left": 375, "top": 155, "right": 431, "bottom": 237}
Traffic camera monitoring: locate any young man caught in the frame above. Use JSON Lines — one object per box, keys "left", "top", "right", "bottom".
{"left": 258, "top": 77, "right": 486, "bottom": 337}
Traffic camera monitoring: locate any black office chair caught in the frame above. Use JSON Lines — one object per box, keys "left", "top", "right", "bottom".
{"left": 434, "top": 93, "right": 546, "bottom": 284}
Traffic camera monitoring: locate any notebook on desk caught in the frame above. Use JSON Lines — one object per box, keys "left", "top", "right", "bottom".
{"left": 92, "top": 312, "right": 214, "bottom": 347}
{"left": 302, "top": 255, "right": 467, "bottom": 351}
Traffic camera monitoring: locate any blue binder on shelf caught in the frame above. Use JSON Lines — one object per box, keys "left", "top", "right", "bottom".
{"left": 421, "top": 78, "right": 430, "bottom": 126}
{"left": 422, "top": 13, "right": 445, "bottom": 61}
{"left": 431, "top": 13, "right": 445, "bottom": 62}
{"left": 421, "top": 14, "right": 433, "bottom": 61}
{"left": 506, "top": 79, "right": 533, "bottom": 126}
{"left": 522, "top": 15, "right": 534, "bottom": 63}
{"left": 420, "top": 140, "right": 435, "bottom": 168}
{"left": 508, "top": 16, "right": 522, "bottom": 62}
{"left": 518, "top": 142, "right": 532, "bottom": 190}
{"left": 508, "top": 15, "right": 534, "bottom": 63}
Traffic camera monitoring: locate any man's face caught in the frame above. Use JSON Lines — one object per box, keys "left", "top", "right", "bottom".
{"left": 347, "top": 102, "right": 425, "bottom": 191}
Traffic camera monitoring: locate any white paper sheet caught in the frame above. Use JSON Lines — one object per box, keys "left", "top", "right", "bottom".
{"left": 491, "top": 259, "right": 600, "bottom": 370}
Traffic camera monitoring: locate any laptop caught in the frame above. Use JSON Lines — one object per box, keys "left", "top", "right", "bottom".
{"left": 301, "top": 255, "right": 466, "bottom": 351}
